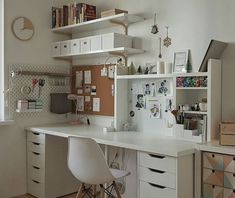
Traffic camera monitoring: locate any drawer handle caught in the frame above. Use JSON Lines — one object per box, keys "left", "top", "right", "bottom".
{"left": 64, "top": 45, "right": 67, "bottom": 48}
{"left": 32, "top": 142, "right": 40, "bottom": 146}
{"left": 73, "top": 43, "right": 77, "bottom": 46}
{"left": 32, "top": 151, "right": 40, "bottom": 155}
{"left": 148, "top": 168, "right": 165, "bottom": 174}
{"left": 148, "top": 183, "right": 166, "bottom": 189}
{"left": 149, "top": 154, "right": 165, "bottom": 159}
{"left": 32, "top": 165, "right": 40, "bottom": 170}
{"left": 212, "top": 185, "right": 215, "bottom": 189}
{"left": 83, "top": 42, "right": 87, "bottom": 44}
{"left": 32, "top": 132, "right": 40, "bottom": 136}
{"left": 233, "top": 157, "right": 235, "bottom": 161}
{"left": 233, "top": 173, "right": 235, "bottom": 177}
{"left": 32, "top": 180, "right": 40, "bottom": 184}
{"left": 212, "top": 169, "right": 215, "bottom": 173}
{"left": 233, "top": 189, "right": 235, "bottom": 193}
{"left": 54, "top": 46, "right": 58, "bottom": 49}
{"left": 212, "top": 154, "right": 215, "bottom": 158}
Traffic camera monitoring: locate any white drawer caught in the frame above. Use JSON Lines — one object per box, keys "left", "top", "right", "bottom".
{"left": 102, "top": 33, "right": 132, "bottom": 50}
{"left": 139, "top": 152, "right": 176, "bottom": 173}
{"left": 27, "top": 131, "right": 45, "bottom": 144}
{"left": 139, "top": 167, "right": 176, "bottom": 189}
{"left": 27, "top": 141, "right": 45, "bottom": 154}
{"left": 28, "top": 151, "right": 45, "bottom": 168}
{"left": 28, "top": 164, "right": 44, "bottom": 183}
{"left": 71, "top": 39, "right": 80, "bottom": 55}
{"left": 139, "top": 181, "right": 176, "bottom": 198}
{"left": 28, "top": 179, "right": 44, "bottom": 198}
{"left": 51, "top": 42, "right": 61, "bottom": 57}
{"left": 80, "top": 38, "right": 91, "bottom": 53}
{"left": 60, "top": 41, "right": 71, "bottom": 56}
{"left": 90, "top": 35, "right": 102, "bottom": 51}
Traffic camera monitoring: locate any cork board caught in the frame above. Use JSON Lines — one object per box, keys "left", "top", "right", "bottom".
{"left": 71, "top": 65, "right": 114, "bottom": 116}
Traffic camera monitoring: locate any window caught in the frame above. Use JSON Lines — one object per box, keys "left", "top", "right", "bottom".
{"left": 0, "top": 0, "right": 4, "bottom": 120}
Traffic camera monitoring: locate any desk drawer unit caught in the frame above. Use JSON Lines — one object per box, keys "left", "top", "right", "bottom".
{"left": 28, "top": 179, "right": 44, "bottom": 198}
{"left": 138, "top": 151, "right": 193, "bottom": 198}
{"left": 28, "top": 164, "right": 44, "bottom": 183}
{"left": 139, "top": 181, "right": 176, "bottom": 198}
{"left": 202, "top": 151, "right": 235, "bottom": 198}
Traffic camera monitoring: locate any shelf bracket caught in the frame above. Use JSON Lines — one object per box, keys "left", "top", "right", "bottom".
{"left": 109, "top": 20, "right": 128, "bottom": 35}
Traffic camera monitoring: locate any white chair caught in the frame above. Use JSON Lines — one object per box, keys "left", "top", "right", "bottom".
{"left": 67, "top": 136, "right": 130, "bottom": 198}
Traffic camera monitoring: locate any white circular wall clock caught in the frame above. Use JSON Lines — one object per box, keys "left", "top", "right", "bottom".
{"left": 12, "top": 17, "right": 35, "bottom": 41}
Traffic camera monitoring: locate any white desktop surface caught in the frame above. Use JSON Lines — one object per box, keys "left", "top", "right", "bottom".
{"left": 26, "top": 123, "right": 196, "bottom": 157}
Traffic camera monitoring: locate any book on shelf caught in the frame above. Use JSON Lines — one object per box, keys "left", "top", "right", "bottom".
{"left": 52, "top": 3, "right": 96, "bottom": 28}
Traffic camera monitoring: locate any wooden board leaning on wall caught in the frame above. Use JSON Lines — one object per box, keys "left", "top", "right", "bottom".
{"left": 71, "top": 65, "right": 114, "bottom": 116}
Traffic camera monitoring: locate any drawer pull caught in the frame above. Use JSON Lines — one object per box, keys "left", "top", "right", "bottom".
{"left": 148, "top": 182, "right": 166, "bottom": 189}
{"left": 212, "top": 169, "right": 215, "bottom": 173}
{"left": 32, "top": 165, "right": 40, "bottom": 170}
{"left": 83, "top": 42, "right": 87, "bottom": 44}
{"left": 212, "top": 185, "right": 215, "bottom": 189}
{"left": 149, "top": 154, "right": 165, "bottom": 159}
{"left": 148, "top": 168, "right": 165, "bottom": 174}
{"left": 32, "top": 151, "right": 40, "bottom": 155}
{"left": 212, "top": 154, "right": 215, "bottom": 158}
{"left": 32, "top": 180, "right": 40, "bottom": 184}
{"left": 32, "top": 142, "right": 40, "bottom": 146}
{"left": 54, "top": 46, "right": 58, "bottom": 49}
{"left": 233, "top": 189, "right": 235, "bottom": 193}
{"left": 73, "top": 43, "right": 76, "bottom": 46}
{"left": 64, "top": 45, "right": 67, "bottom": 48}
{"left": 233, "top": 157, "right": 235, "bottom": 161}
{"left": 32, "top": 132, "right": 40, "bottom": 136}
{"left": 233, "top": 173, "right": 235, "bottom": 177}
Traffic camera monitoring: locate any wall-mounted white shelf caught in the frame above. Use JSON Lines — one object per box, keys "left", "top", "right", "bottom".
{"left": 53, "top": 47, "right": 145, "bottom": 60}
{"left": 52, "top": 13, "right": 144, "bottom": 35}
{"left": 176, "top": 87, "right": 208, "bottom": 90}
{"left": 16, "top": 109, "right": 43, "bottom": 113}
{"left": 183, "top": 111, "right": 208, "bottom": 115}
{"left": 116, "top": 74, "right": 173, "bottom": 80}
{"left": 175, "top": 72, "right": 208, "bottom": 77}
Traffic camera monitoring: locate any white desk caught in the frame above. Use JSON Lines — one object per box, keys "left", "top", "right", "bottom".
{"left": 26, "top": 123, "right": 196, "bottom": 198}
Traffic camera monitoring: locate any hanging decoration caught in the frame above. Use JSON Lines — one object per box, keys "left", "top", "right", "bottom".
{"left": 163, "top": 26, "right": 172, "bottom": 48}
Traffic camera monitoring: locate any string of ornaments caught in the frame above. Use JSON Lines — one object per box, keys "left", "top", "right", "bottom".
{"left": 151, "top": 13, "right": 172, "bottom": 58}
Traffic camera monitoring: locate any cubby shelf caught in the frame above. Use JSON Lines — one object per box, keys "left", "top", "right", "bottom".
{"left": 183, "top": 111, "right": 208, "bottom": 115}
{"left": 176, "top": 87, "right": 208, "bottom": 90}
{"left": 16, "top": 109, "right": 43, "bottom": 113}
{"left": 116, "top": 74, "right": 173, "bottom": 79}
{"left": 52, "top": 13, "right": 144, "bottom": 34}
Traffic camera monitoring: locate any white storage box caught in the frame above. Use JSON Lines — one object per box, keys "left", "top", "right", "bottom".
{"left": 70, "top": 39, "right": 80, "bottom": 55}
{"left": 90, "top": 35, "right": 102, "bottom": 51}
{"left": 51, "top": 42, "right": 61, "bottom": 57}
{"left": 80, "top": 38, "right": 91, "bottom": 53}
{"left": 60, "top": 40, "right": 71, "bottom": 56}
{"left": 102, "top": 33, "right": 132, "bottom": 50}
{"left": 17, "top": 100, "right": 28, "bottom": 111}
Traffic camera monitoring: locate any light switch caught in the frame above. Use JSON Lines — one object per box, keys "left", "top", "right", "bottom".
{"left": 93, "top": 98, "right": 100, "bottom": 112}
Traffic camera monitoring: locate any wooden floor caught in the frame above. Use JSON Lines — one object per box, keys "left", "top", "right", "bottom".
{"left": 14, "top": 193, "right": 77, "bottom": 198}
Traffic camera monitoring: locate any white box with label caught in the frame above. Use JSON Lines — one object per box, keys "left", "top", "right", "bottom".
{"left": 70, "top": 39, "right": 80, "bottom": 55}
{"left": 60, "top": 40, "right": 71, "bottom": 56}
{"left": 102, "top": 33, "right": 132, "bottom": 50}
{"left": 90, "top": 35, "right": 102, "bottom": 51}
{"left": 51, "top": 42, "right": 61, "bottom": 57}
{"left": 80, "top": 38, "right": 91, "bottom": 53}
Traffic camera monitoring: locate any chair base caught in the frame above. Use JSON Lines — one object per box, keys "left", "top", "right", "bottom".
{"left": 76, "top": 181, "right": 121, "bottom": 198}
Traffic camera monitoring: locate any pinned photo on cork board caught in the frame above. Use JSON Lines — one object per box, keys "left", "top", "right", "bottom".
{"left": 77, "top": 96, "right": 84, "bottom": 112}
{"left": 75, "top": 71, "right": 83, "bottom": 88}
{"left": 156, "top": 79, "right": 171, "bottom": 96}
{"left": 144, "top": 83, "right": 156, "bottom": 97}
{"left": 148, "top": 100, "right": 161, "bottom": 119}
{"left": 91, "top": 85, "right": 97, "bottom": 95}
{"left": 84, "top": 85, "right": 91, "bottom": 94}
{"left": 135, "top": 94, "right": 145, "bottom": 110}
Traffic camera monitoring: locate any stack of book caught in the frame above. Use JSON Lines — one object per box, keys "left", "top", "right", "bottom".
{"left": 52, "top": 3, "right": 96, "bottom": 28}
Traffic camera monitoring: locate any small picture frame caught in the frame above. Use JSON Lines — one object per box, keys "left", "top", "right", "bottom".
{"left": 173, "top": 50, "right": 189, "bottom": 73}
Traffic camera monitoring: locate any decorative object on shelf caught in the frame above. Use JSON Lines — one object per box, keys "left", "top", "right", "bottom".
{"left": 163, "top": 26, "right": 172, "bottom": 48}
{"left": 32, "top": 79, "right": 38, "bottom": 93}
{"left": 158, "top": 37, "right": 162, "bottom": 59}
{"left": 164, "top": 62, "right": 172, "bottom": 74}
{"left": 176, "top": 76, "right": 208, "bottom": 88}
{"left": 101, "top": 9, "right": 128, "bottom": 18}
{"left": 151, "top": 13, "right": 158, "bottom": 34}
{"left": 38, "top": 79, "right": 45, "bottom": 98}
{"left": 144, "top": 67, "right": 149, "bottom": 74}
{"left": 128, "top": 61, "right": 136, "bottom": 75}
{"left": 173, "top": 50, "right": 189, "bottom": 73}
{"left": 137, "top": 66, "right": 142, "bottom": 74}
{"left": 157, "top": 61, "right": 164, "bottom": 74}
{"left": 12, "top": 17, "right": 35, "bottom": 41}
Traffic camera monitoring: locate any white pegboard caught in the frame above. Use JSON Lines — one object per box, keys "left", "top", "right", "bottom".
{"left": 7, "top": 63, "right": 71, "bottom": 119}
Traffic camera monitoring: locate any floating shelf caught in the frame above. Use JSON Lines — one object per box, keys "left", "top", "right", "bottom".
{"left": 176, "top": 87, "right": 208, "bottom": 90}
{"left": 16, "top": 109, "right": 43, "bottom": 113}
{"left": 53, "top": 47, "right": 145, "bottom": 60}
{"left": 116, "top": 74, "right": 173, "bottom": 80}
{"left": 183, "top": 111, "right": 208, "bottom": 115}
{"left": 52, "top": 13, "right": 144, "bottom": 34}
{"left": 175, "top": 72, "right": 208, "bottom": 77}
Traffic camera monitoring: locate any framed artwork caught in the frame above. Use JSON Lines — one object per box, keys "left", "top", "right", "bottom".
{"left": 173, "top": 50, "right": 189, "bottom": 73}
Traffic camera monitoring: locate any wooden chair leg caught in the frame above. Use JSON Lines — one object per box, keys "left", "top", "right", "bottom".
{"left": 76, "top": 183, "right": 84, "bottom": 198}
{"left": 113, "top": 181, "right": 121, "bottom": 198}
{"left": 93, "top": 184, "right": 97, "bottom": 197}
{"left": 99, "top": 184, "right": 105, "bottom": 198}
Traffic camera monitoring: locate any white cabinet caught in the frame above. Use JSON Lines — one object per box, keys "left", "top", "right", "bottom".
{"left": 138, "top": 151, "right": 194, "bottom": 198}
{"left": 80, "top": 38, "right": 91, "bottom": 53}
{"left": 90, "top": 35, "right": 102, "bottom": 51}
{"left": 102, "top": 33, "right": 132, "bottom": 50}
{"left": 60, "top": 41, "right": 71, "bottom": 56}
{"left": 70, "top": 39, "right": 80, "bottom": 55}
{"left": 26, "top": 131, "right": 79, "bottom": 198}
